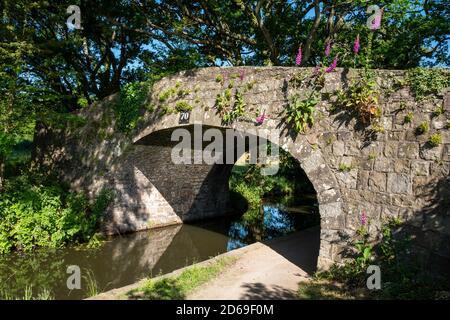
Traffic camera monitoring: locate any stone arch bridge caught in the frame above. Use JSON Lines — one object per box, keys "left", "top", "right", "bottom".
{"left": 35, "top": 67, "right": 450, "bottom": 270}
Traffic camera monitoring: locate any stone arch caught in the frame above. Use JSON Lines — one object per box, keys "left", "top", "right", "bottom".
{"left": 108, "top": 108, "right": 344, "bottom": 269}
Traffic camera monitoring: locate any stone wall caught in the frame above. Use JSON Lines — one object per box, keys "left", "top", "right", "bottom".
{"left": 34, "top": 67, "right": 450, "bottom": 271}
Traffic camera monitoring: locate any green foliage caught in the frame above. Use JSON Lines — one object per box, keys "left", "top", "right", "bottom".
{"left": 215, "top": 74, "right": 223, "bottom": 83}
{"left": 219, "top": 89, "right": 246, "bottom": 125}
{"left": 215, "top": 89, "right": 231, "bottom": 112}
{"left": 407, "top": 68, "right": 450, "bottom": 100}
{"left": 404, "top": 112, "right": 414, "bottom": 124}
{"left": 368, "top": 152, "right": 377, "bottom": 161}
{"left": 428, "top": 133, "right": 442, "bottom": 147}
{"left": 370, "top": 123, "right": 385, "bottom": 134}
{"left": 335, "top": 74, "right": 381, "bottom": 125}
{"left": 338, "top": 163, "right": 352, "bottom": 172}
{"left": 84, "top": 270, "right": 99, "bottom": 298}
{"left": 77, "top": 97, "right": 89, "bottom": 109}
{"left": 128, "top": 257, "right": 235, "bottom": 300}
{"left": 432, "top": 105, "right": 445, "bottom": 117}
{"left": 0, "top": 286, "right": 54, "bottom": 300}
{"left": 447, "top": 120, "right": 450, "bottom": 129}
{"left": 416, "top": 121, "right": 429, "bottom": 135}
{"left": 175, "top": 101, "right": 193, "bottom": 112}
{"left": 158, "top": 88, "right": 176, "bottom": 103}
{"left": 245, "top": 80, "right": 256, "bottom": 91}
{"left": 232, "top": 183, "right": 262, "bottom": 210}
{"left": 285, "top": 94, "right": 317, "bottom": 133}
{"left": 0, "top": 173, "right": 113, "bottom": 254}
{"left": 229, "top": 147, "right": 315, "bottom": 213}
{"left": 115, "top": 82, "right": 151, "bottom": 132}
{"left": 314, "top": 218, "right": 450, "bottom": 299}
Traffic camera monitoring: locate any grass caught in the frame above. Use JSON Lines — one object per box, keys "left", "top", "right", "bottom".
{"left": 0, "top": 286, "right": 54, "bottom": 300}
{"left": 127, "top": 256, "right": 236, "bottom": 300}
{"left": 297, "top": 280, "right": 369, "bottom": 300}
{"left": 84, "top": 269, "right": 99, "bottom": 298}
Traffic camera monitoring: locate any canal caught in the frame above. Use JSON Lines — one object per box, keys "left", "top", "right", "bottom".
{"left": 0, "top": 197, "right": 318, "bottom": 300}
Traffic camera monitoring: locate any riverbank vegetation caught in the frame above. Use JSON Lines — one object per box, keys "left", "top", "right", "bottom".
{"left": 0, "top": 171, "right": 112, "bottom": 254}
{"left": 298, "top": 218, "right": 450, "bottom": 300}
{"left": 127, "top": 257, "right": 236, "bottom": 300}
{"left": 229, "top": 146, "right": 316, "bottom": 211}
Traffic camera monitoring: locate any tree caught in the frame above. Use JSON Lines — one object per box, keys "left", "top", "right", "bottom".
{"left": 0, "top": 41, "right": 35, "bottom": 190}
{"left": 132, "top": 0, "right": 449, "bottom": 67}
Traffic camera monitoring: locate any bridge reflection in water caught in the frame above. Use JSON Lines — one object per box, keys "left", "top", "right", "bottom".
{"left": 0, "top": 201, "right": 318, "bottom": 300}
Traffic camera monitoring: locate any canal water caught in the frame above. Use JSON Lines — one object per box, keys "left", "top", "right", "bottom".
{"left": 0, "top": 198, "right": 318, "bottom": 300}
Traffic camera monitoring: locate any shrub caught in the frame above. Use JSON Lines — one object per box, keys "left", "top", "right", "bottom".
{"left": 404, "top": 112, "right": 413, "bottom": 124}
{"left": 335, "top": 75, "right": 381, "bottom": 125}
{"left": 428, "top": 133, "right": 442, "bottom": 147}
{"left": 416, "top": 121, "right": 429, "bottom": 135}
{"left": 0, "top": 173, "right": 112, "bottom": 254}
{"left": 286, "top": 94, "right": 317, "bottom": 133}
{"left": 175, "top": 101, "right": 193, "bottom": 112}
{"left": 407, "top": 68, "right": 450, "bottom": 101}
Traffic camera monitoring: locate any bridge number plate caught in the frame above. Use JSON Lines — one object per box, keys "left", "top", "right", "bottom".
{"left": 179, "top": 110, "right": 191, "bottom": 124}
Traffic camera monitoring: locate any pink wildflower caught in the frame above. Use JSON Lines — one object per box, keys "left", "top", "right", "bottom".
{"left": 239, "top": 69, "right": 245, "bottom": 81}
{"left": 325, "top": 55, "right": 338, "bottom": 73}
{"left": 353, "top": 34, "right": 360, "bottom": 54}
{"left": 256, "top": 111, "right": 268, "bottom": 125}
{"left": 325, "top": 41, "right": 332, "bottom": 57}
{"left": 360, "top": 211, "right": 368, "bottom": 226}
{"left": 295, "top": 47, "right": 302, "bottom": 66}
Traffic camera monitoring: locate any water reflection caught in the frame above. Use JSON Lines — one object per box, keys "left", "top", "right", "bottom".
{"left": 0, "top": 200, "right": 318, "bottom": 300}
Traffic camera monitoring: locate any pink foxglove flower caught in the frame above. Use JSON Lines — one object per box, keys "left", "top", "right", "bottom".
{"left": 256, "top": 111, "right": 268, "bottom": 125}
{"left": 353, "top": 34, "right": 360, "bottom": 54}
{"left": 239, "top": 70, "right": 245, "bottom": 81}
{"left": 360, "top": 211, "right": 368, "bottom": 226}
{"left": 295, "top": 47, "right": 302, "bottom": 66}
{"left": 325, "top": 41, "right": 332, "bottom": 57}
{"left": 325, "top": 55, "right": 338, "bottom": 73}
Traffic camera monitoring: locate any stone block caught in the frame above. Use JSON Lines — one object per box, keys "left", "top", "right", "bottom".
{"left": 368, "top": 172, "right": 387, "bottom": 192}
{"left": 393, "top": 159, "right": 411, "bottom": 174}
{"left": 319, "top": 202, "right": 343, "bottom": 218}
{"left": 411, "top": 160, "right": 430, "bottom": 176}
{"left": 357, "top": 170, "right": 370, "bottom": 190}
{"left": 374, "top": 157, "right": 393, "bottom": 172}
{"left": 420, "top": 144, "right": 443, "bottom": 161}
{"left": 332, "top": 140, "right": 345, "bottom": 156}
{"left": 336, "top": 170, "right": 358, "bottom": 189}
{"left": 387, "top": 173, "right": 412, "bottom": 194}
{"left": 384, "top": 141, "right": 398, "bottom": 157}
{"left": 345, "top": 140, "right": 361, "bottom": 156}
{"left": 398, "top": 142, "right": 419, "bottom": 159}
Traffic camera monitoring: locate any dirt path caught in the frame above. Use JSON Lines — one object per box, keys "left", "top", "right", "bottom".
{"left": 187, "top": 227, "right": 320, "bottom": 300}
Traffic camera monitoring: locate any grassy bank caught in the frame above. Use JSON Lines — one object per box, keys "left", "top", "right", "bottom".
{"left": 126, "top": 257, "right": 237, "bottom": 300}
